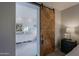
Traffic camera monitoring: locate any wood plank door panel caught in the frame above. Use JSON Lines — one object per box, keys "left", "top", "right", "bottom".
{"left": 40, "top": 5, "right": 55, "bottom": 56}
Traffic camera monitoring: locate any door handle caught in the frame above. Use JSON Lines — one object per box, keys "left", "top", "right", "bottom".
{"left": 41, "top": 39, "right": 44, "bottom": 44}
{"left": 41, "top": 35, "right": 44, "bottom": 44}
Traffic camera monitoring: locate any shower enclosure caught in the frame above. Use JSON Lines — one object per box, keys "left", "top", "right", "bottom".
{"left": 16, "top": 2, "right": 40, "bottom": 56}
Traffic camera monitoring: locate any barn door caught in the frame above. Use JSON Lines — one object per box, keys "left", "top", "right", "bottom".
{"left": 40, "top": 5, "right": 55, "bottom": 56}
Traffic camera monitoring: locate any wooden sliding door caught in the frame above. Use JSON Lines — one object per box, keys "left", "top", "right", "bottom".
{"left": 40, "top": 5, "right": 55, "bottom": 56}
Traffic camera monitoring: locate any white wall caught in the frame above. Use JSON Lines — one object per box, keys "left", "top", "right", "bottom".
{"left": 0, "top": 2, "right": 15, "bottom": 56}
{"left": 62, "top": 4, "right": 79, "bottom": 43}
{"left": 55, "top": 9, "right": 61, "bottom": 49}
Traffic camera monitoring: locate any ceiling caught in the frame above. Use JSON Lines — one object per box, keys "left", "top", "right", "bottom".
{"left": 42, "top": 2, "right": 79, "bottom": 11}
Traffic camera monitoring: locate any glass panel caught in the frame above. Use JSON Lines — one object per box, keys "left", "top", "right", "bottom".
{"left": 16, "top": 2, "right": 40, "bottom": 56}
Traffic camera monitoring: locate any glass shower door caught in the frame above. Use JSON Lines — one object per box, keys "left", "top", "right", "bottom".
{"left": 16, "top": 2, "right": 40, "bottom": 56}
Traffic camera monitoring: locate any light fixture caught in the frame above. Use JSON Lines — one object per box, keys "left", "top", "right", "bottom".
{"left": 64, "top": 27, "right": 75, "bottom": 39}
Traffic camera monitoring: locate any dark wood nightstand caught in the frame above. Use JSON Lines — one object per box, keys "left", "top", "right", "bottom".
{"left": 61, "top": 38, "right": 77, "bottom": 54}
